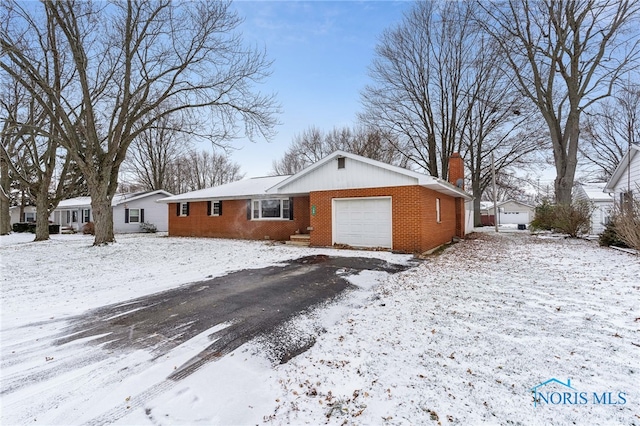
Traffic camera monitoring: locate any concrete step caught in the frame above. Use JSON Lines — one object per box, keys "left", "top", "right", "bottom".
{"left": 286, "top": 234, "right": 310, "bottom": 247}
{"left": 285, "top": 240, "right": 310, "bottom": 247}
{"left": 289, "top": 234, "right": 310, "bottom": 242}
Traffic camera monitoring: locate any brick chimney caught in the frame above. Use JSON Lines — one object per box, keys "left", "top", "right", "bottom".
{"left": 448, "top": 153, "right": 464, "bottom": 189}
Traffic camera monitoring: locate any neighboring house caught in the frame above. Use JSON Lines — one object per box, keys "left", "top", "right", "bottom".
{"left": 573, "top": 184, "right": 613, "bottom": 235}
{"left": 50, "top": 190, "right": 173, "bottom": 233}
{"left": 51, "top": 196, "right": 92, "bottom": 231}
{"left": 9, "top": 205, "right": 37, "bottom": 225}
{"left": 159, "top": 151, "right": 472, "bottom": 253}
{"left": 479, "top": 200, "right": 535, "bottom": 226}
{"left": 604, "top": 143, "right": 640, "bottom": 207}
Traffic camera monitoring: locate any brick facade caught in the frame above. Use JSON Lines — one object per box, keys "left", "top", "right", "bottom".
{"left": 169, "top": 196, "right": 310, "bottom": 240}
{"left": 168, "top": 186, "right": 464, "bottom": 253}
{"left": 309, "top": 185, "right": 461, "bottom": 253}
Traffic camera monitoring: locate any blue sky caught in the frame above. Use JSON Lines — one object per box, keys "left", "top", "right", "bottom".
{"left": 226, "top": 1, "right": 411, "bottom": 177}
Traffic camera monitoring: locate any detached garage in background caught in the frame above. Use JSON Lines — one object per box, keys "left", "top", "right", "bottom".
{"left": 480, "top": 200, "right": 535, "bottom": 227}
{"left": 159, "top": 151, "right": 472, "bottom": 254}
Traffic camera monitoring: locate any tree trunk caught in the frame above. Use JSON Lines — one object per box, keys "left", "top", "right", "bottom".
{"left": 90, "top": 183, "right": 116, "bottom": 245}
{"left": 33, "top": 194, "right": 50, "bottom": 241}
{"left": 552, "top": 117, "right": 580, "bottom": 206}
{"left": 0, "top": 157, "right": 11, "bottom": 235}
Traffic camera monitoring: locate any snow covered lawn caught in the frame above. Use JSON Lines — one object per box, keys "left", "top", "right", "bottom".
{"left": 1, "top": 231, "right": 639, "bottom": 425}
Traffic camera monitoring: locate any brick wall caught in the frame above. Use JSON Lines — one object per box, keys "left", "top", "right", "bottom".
{"left": 309, "top": 185, "right": 460, "bottom": 253}
{"left": 448, "top": 153, "right": 464, "bottom": 188}
{"left": 168, "top": 196, "right": 310, "bottom": 240}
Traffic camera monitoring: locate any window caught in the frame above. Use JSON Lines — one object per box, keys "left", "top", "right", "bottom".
{"left": 209, "top": 200, "right": 222, "bottom": 216}
{"left": 436, "top": 198, "right": 441, "bottom": 223}
{"left": 129, "top": 209, "right": 140, "bottom": 223}
{"left": 24, "top": 212, "right": 36, "bottom": 222}
{"left": 251, "top": 199, "right": 292, "bottom": 220}
{"left": 180, "top": 202, "right": 189, "bottom": 217}
{"left": 72, "top": 211, "right": 78, "bottom": 223}
{"left": 83, "top": 209, "right": 90, "bottom": 223}
{"left": 125, "top": 208, "right": 144, "bottom": 223}
{"left": 337, "top": 157, "right": 346, "bottom": 169}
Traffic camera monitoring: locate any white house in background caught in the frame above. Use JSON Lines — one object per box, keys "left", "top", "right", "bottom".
{"left": 9, "top": 205, "right": 37, "bottom": 225}
{"left": 52, "top": 196, "right": 92, "bottom": 231}
{"left": 604, "top": 143, "right": 640, "bottom": 206}
{"left": 50, "top": 190, "right": 173, "bottom": 233}
{"left": 479, "top": 200, "right": 535, "bottom": 226}
{"left": 573, "top": 184, "right": 613, "bottom": 234}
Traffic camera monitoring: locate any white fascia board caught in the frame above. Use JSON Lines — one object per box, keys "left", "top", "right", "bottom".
{"left": 419, "top": 176, "right": 473, "bottom": 200}
{"left": 604, "top": 144, "right": 639, "bottom": 193}
{"left": 113, "top": 190, "right": 173, "bottom": 206}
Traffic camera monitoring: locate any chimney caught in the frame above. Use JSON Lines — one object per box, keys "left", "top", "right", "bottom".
{"left": 448, "top": 153, "right": 464, "bottom": 189}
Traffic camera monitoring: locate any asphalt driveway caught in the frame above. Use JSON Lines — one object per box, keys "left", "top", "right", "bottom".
{"left": 55, "top": 255, "right": 412, "bottom": 380}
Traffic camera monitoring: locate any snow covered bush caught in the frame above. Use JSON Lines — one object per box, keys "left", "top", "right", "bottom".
{"left": 139, "top": 222, "right": 157, "bottom": 233}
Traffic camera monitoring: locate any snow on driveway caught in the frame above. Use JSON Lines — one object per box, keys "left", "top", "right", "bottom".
{"left": 1, "top": 231, "right": 639, "bottom": 425}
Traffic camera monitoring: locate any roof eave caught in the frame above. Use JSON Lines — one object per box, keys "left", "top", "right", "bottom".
{"left": 604, "top": 144, "right": 639, "bottom": 192}
{"left": 419, "top": 176, "right": 472, "bottom": 200}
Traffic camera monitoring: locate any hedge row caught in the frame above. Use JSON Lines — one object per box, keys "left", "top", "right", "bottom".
{"left": 12, "top": 223, "right": 61, "bottom": 234}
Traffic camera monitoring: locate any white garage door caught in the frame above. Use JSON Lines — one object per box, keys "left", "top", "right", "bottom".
{"left": 333, "top": 197, "right": 392, "bottom": 248}
{"left": 498, "top": 211, "right": 530, "bottom": 225}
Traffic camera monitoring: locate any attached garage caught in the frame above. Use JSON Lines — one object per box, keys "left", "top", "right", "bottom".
{"left": 332, "top": 197, "right": 392, "bottom": 248}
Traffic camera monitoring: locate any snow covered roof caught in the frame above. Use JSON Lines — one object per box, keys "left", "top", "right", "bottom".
{"left": 158, "top": 175, "right": 292, "bottom": 202}
{"left": 159, "top": 151, "right": 472, "bottom": 203}
{"left": 56, "top": 190, "right": 173, "bottom": 209}
{"left": 111, "top": 190, "right": 173, "bottom": 206}
{"left": 56, "top": 196, "right": 92, "bottom": 209}
{"left": 479, "top": 200, "right": 534, "bottom": 211}
{"left": 267, "top": 150, "right": 472, "bottom": 200}
{"left": 577, "top": 184, "right": 612, "bottom": 202}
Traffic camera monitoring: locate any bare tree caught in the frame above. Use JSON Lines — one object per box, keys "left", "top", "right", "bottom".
{"left": 360, "top": 1, "right": 478, "bottom": 179}
{"left": 460, "top": 34, "right": 543, "bottom": 225}
{"left": 182, "top": 150, "right": 244, "bottom": 192}
{"left": 1, "top": 0, "right": 279, "bottom": 245}
{"left": 124, "top": 111, "right": 190, "bottom": 191}
{"left": 360, "top": 1, "right": 539, "bottom": 226}
{"left": 581, "top": 82, "right": 640, "bottom": 182}
{"left": 271, "top": 125, "right": 403, "bottom": 175}
{"left": 478, "top": 0, "right": 640, "bottom": 205}
{"left": 0, "top": 68, "right": 81, "bottom": 241}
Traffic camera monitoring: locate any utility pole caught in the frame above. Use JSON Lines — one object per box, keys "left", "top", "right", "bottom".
{"left": 492, "top": 152, "right": 498, "bottom": 233}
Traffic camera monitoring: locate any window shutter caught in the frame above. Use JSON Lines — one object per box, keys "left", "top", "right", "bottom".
{"left": 140, "top": 209, "right": 145, "bottom": 223}
{"left": 247, "top": 200, "right": 251, "bottom": 220}
{"left": 207, "top": 201, "right": 212, "bottom": 216}
{"left": 289, "top": 197, "right": 294, "bottom": 220}
{"left": 125, "top": 208, "right": 129, "bottom": 223}
{"left": 176, "top": 203, "right": 180, "bottom": 216}
{"left": 185, "top": 202, "right": 190, "bottom": 216}
{"left": 218, "top": 201, "right": 223, "bottom": 216}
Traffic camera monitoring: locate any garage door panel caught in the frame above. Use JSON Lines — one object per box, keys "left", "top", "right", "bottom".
{"left": 333, "top": 198, "right": 392, "bottom": 248}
